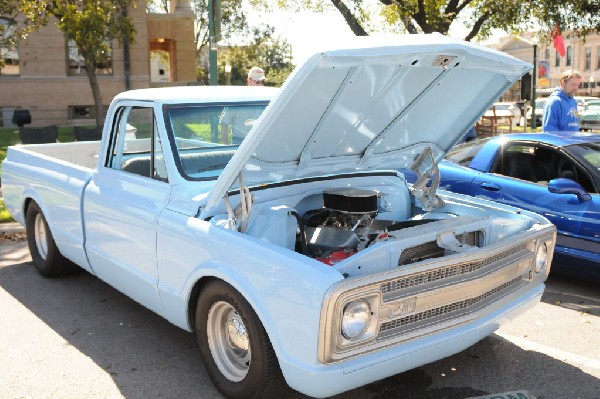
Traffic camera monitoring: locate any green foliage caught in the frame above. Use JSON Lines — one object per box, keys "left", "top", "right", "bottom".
{"left": 217, "top": 27, "right": 295, "bottom": 87}
{"left": 0, "top": 198, "right": 13, "bottom": 223}
{"left": 51, "top": 0, "right": 136, "bottom": 68}
{"left": 379, "top": 0, "right": 600, "bottom": 40}
{"left": 255, "top": 0, "right": 600, "bottom": 42}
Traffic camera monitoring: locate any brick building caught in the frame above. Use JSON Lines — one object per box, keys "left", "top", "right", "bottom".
{"left": 495, "top": 32, "right": 600, "bottom": 101}
{"left": 0, "top": 0, "right": 197, "bottom": 127}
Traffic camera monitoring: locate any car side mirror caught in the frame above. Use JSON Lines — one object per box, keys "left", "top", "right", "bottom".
{"left": 548, "top": 178, "right": 592, "bottom": 201}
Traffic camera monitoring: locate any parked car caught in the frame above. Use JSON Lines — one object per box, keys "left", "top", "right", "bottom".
{"left": 406, "top": 132, "right": 600, "bottom": 280}
{"left": 574, "top": 96, "right": 598, "bottom": 114}
{"left": 579, "top": 98, "right": 600, "bottom": 131}
{"left": 2, "top": 36, "right": 556, "bottom": 398}
{"left": 526, "top": 98, "right": 546, "bottom": 126}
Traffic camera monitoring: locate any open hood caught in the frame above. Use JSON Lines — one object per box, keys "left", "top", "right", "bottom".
{"left": 205, "top": 34, "right": 531, "bottom": 211}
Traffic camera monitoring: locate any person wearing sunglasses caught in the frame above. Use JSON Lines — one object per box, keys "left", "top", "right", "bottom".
{"left": 247, "top": 66, "right": 267, "bottom": 86}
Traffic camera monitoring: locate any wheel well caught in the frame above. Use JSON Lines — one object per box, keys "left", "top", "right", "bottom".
{"left": 23, "top": 197, "right": 34, "bottom": 220}
{"left": 187, "top": 276, "right": 218, "bottom": 331}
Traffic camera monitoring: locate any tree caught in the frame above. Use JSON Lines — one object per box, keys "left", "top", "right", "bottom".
{"left": 372, "top": 0, "right": 600, "bottom": 41}
{"left": 219, "top": 26, "right": 294, "bottom": 87}
{"left": 254, "top": 0, "right": 600, "bottom": 42}
{"left": 1, "top": 0, "right": 135, "bottom": 130}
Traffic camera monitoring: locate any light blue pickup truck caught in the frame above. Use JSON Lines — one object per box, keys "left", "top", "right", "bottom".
{"left": 2, "top": 35, "right": 556, "bottom": 398}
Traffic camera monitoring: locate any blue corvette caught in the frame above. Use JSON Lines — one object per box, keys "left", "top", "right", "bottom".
{"left": 409, "top": 132, "right": 600, "bottom": 279}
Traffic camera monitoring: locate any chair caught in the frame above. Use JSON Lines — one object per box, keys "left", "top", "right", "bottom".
{"left": 476, "top": 106, "right": 513, "bottom": 136}
{"left": 19, "top": 125, "right": 58, "bottom": 144}
{"left": 73, "top": 126, "right": 101, "bottom": 141}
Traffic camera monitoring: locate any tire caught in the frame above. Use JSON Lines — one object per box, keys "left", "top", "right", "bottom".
{"left": 196, "top": 280, "right": 288, "bottom": 399}
{"left": 25, "top": 201, "right": 78, "bottom": 277}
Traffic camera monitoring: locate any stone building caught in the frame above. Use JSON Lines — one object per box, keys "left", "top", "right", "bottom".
{"left": 0, "top": 0, "right": 197, "bottom": 127}
{"left": 495, "top": 32, "right": 600, "bottom": 101}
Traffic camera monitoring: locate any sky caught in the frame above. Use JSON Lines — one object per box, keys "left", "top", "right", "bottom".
{"left": 241, "top": 0, "right": 499, "bottom": 63}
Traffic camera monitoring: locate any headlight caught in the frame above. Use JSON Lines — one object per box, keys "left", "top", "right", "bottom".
{"left": 534, "top": 242, "right": 548, "bottom": 273}
{"left": 341, "top": 300, "right": 371, "bottom": 340}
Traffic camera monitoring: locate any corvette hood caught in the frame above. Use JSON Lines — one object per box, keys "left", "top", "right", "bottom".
{"left": 205, "top": 34, "right": 531, "bottom": 210}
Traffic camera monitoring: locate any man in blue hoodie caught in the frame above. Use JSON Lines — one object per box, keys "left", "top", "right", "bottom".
{"left": 542, "top": 69, "right": 582, "bottom": 132}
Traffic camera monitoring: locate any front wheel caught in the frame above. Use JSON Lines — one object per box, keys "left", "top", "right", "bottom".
{"left": 25, "top": 201, "right": 78, "bottom": 277}
{"left": 196, "top": 280, "right": 287, "bottom": 399}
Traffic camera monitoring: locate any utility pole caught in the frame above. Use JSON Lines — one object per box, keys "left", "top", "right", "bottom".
{"left": 515, "top": 36, "right": 538, "bottom": 130}
{"left": 531, "top": 43, "right": 537, "bottom": 129}
{"left": 208, "top": 0, "right": 221, "bottom": 86}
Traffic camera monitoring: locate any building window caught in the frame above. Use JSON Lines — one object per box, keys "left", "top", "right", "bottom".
{"left": 597, "top": 46, "right": 600, "bottom": 69}
{"left": 585, "top": 47, "right": 591, "bottom": 70}
{"left": 67, "top": 39, "right": 112, "bottom": 76}
{"left": 566, "top": 46, "right": 572, "bottom": 67}
{"left": 555, "top": 50, "right": 560, "bottom": 67}
{"left": 545, "top": 49, "right": 550, "bottom": 60}
{"left": 0, "top": 18, "right": 19, "bottom": 76}
{"left": 69, "top": 105, "right": 109, "bottom": 120}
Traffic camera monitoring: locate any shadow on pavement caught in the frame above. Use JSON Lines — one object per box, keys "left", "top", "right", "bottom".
{"left": 542, "top": 273, "right": 600, "bottom": 316}
{"left": 1, "top": 249, "right": 599, "bottom": 398}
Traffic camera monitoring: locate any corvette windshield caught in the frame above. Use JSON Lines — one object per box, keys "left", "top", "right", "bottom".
{"left": 565, "top": 142, "right": 600, "bottom": 171}
{"left": 165, "top": 102, "right": 269, "bottom": 180}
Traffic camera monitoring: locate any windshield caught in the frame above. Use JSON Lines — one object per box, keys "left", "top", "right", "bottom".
{"left": 446, "top": 138, "right": 490, "bottom": 166}
{"left": 565, "top": 142, "right": 600, "bottom": 172}
{"left": 165, "top": 102, "right": 269, "bottom": 180}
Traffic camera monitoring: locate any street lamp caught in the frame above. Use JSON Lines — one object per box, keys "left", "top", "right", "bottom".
{"left": 225, "top": 64, "right": 232, "bottom": 85}
{"left": 590, "top": 75, "right": 595, "bottom": 96}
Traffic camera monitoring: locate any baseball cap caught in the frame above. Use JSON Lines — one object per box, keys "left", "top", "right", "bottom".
{"left": 248, "top": 67, "right": 267, "bottom": 82}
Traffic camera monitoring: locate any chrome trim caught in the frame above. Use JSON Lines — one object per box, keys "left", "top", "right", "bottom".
{"left": 318, "top": 228, "right": 555, "bottom": 363}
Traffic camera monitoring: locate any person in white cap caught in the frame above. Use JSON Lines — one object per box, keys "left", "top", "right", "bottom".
{"left": 219, "top": 67, "right": 268, "bottom": 143}
{"left": 247, "top": 66, "right": 267, "bottom": 86}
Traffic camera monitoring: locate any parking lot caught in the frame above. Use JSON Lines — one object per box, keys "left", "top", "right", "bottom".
{"left": 1, "top": 238, "right": 599, "bottom": 399}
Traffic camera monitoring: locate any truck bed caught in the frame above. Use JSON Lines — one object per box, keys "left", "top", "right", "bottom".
{"left": 2, "top": 142, "right": 98, "bottom": 270}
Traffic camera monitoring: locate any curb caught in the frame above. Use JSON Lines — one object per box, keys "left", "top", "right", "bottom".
{"left": 0, "top": 222, "right": 25, "bottom": 234}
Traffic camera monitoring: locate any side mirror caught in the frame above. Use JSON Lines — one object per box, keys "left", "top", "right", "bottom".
{"left": 548, "top": 178, "right": 592, "bottom": 201}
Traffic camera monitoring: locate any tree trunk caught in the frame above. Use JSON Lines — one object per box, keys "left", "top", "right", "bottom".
{"left": 330, "top": 0, "right": 369, "bottom": 36}
{"left": 85, "top": 61, "right": 104, "bottom": 132}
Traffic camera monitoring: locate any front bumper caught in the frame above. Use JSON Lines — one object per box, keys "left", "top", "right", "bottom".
{"left": 281, "top": 283, "right": 543, "bottom": 398}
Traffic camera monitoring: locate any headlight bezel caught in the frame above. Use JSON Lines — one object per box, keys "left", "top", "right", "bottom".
{"left": 534, "top": 241, "right": 548, "bottom": 273}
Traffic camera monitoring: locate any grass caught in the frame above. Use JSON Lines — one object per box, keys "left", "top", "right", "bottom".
{"left": 0, "top": 126, "right": 77, "bottom": 178}
{"left": 0, "top": 198, "right": 14, "bottom": 223}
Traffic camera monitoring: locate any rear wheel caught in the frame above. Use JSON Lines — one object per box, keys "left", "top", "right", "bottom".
{"left": 25, "top": 202, "right": 78, "bottom": 277}
{"left": 196, "top": 280, "right": 287, "bottom": 399}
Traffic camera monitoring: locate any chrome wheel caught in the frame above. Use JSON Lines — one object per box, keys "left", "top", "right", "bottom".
{"left": 33, "top": 213, "right": 48, "bottom": 261}
{"left": 207, "top": 301, "right": 251, "bottom": 382}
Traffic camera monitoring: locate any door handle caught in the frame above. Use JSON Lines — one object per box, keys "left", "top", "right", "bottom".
{"left": 479, "top": 182, "right": 501, "bottom": 191}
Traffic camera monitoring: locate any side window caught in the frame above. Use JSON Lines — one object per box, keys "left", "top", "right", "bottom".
{"left": 446, "top": 140, "right": 486, "bottom": 166}
{"left": 107, "top": 106, "right": 168, "bottom": 182}
{"left": 491, "top": 144, "right": 541, "bottom": 183}
{"left": 491, "top": 143, "right": 594, "bottom": 190}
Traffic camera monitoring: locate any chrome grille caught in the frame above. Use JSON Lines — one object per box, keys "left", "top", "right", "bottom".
{"left": 383, "top": 243, "right": 526, "bottom": 294}
{"left": 380, "top": 276, "right": 523, "bottom": 332}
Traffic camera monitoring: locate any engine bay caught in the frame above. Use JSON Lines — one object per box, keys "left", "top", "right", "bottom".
{"left": 300, "top": 188, "right": 437, "bottom": 265}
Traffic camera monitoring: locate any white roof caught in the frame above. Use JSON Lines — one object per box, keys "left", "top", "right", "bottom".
{"left": 112, "top": 85, "right": 278, "bottom": 104}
